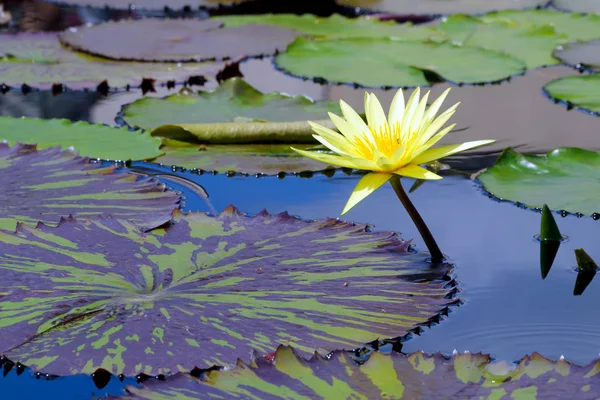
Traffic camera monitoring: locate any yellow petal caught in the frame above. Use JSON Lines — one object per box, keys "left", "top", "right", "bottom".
{"left": 388, "top": 88, "right": 405, "bottom": 127}
{"left": 308, "top": 121, "right": 357, "bottom": 156}
{"left": 291, "top": 147, "right": 378, "bottom": 170}
{"left": 416, "top": 124, "right": 456, "bottom": 153}
{"left": 340, "top": 99, "right": 374, "bottom": 144}
{"left": 421, "top": 87, "right": 451, "bottom": 126}
{"left": 416, "top": 104, "right": 458, "bottom": 146}
{"left": 328, "top": 112, "right": 361, "bottom": 142}
{"left": 365, "top": 92, "right": 388, "bottom": 130}
{"left": 341, "top": 172, "right": 392, "bottom": 215}
{"left": 411, "top": 140, "right": 496, "bottom": 164}
{"left": 393, "top": 164, "right": 442, "bottom": 180}
{"left": 409, "top": 90, "right": 430, "bottom": 134}
{"left": 400, "top": 87, "right": 421, "bottom": 138}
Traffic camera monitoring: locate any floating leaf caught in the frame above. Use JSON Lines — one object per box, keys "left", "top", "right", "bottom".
{"left": 0, "top": 143, "right": 178, "bottom": 231}
{"left": 478, "top": 147, "right": 600, "bottom": 216}
{"left": 0, "top": 117, "right": 162, "bottom": 161}
{"left": 543, "top": 74, "right": 600, "bottom": 116}
{"left": 0, "top": 33, "right": 221, "bottom": 91}
{"left": 480, "top": 10, "right": 600, "bottom": 42}
{"left": 0, "top": 207, "right": 454, "bottom": 375}
{"left": 334, "top": 0, "right": 545, "bottom": 16}
{"left": 42, "top": 0, "right": 250, "bottom": 11}
{"left": 216, "top": 13, "right": 439, "bottom": 39}
{"left": 124, "top": 345, "right": 600, "bottom": 399}
{"left": 120, "top": 78, "right": 341, "bottom": 143}
{"left": 553, "top": 0, "right": 600, "bottom": 13}
{"left": 156, "top": 142, "right": 337, "bottom": 175}
{"left": 59, "top": 19, "right": 299, "bottom": 63}
{"left": 275, "top": 37, "right": 525, "bottom": 88}
{"left": 437, "top": 14, "right": 563, "bottom": 69}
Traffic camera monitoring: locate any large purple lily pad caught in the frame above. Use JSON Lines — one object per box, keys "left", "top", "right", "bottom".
{"left": 124, "top": 346, "right": 600, "bottom": 399}
{"left": 0, "top": 207, "right": 455, "bottom": 375}
{"left": 0, "top": 143, "right": 178, "bottom": 231}
{"left": 0, "top": 33, "right": 221, "bottom": 91}
{"left": 59, "top": 19, "right": 299, "bottom": 63}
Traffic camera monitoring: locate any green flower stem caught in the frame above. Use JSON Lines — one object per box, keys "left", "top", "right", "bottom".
{"left": 389, "top": 175, "right": 444, "bottom": 264}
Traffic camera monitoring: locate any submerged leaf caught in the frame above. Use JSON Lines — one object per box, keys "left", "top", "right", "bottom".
{"left": 0, "top": 143, "right": 178, "bottom": 231}
{"left": 437, "top": 14, "right": 564, "bottom": 69}
{"left": 49, "top": 0, "right": 249, "bottom": 9}
{"left": 553, "top": 0, "right": 600, "bottom": 13}
{"left": 156, "top": 142, "right": 337, "bottom": 175}
{"left": 216, "top": 13, "right": 439, "bottom": 39}
{"left": 0, "top": 208, "right": 454, "bottom": 375}
{"left": 120, "top": 78, "right": 341, "bottom": 143}
{"left": 125, "top": 345, "right": 600, "bottom": 399}
{"left": 478, "top": 147, "right": 600, "bottom": 216}
{"left": 59, "top": 19, "right": 299, "bottom": 63}
{"left": 275, "top": 37, "right": 525, "bottom": 88}
{"left": 0, "top": 33, "right": 221, "bottom": 90}
{"left": 334, "top": 0, "right": 546, "bottom": 16}
{"left": 0, "top": 117, "right": 162, "bottom": 161}
{"left": 553, "top": 39, "right": 600, "bottom": 72}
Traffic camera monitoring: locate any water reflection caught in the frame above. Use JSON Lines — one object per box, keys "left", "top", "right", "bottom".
{"left": 156, "top": 171, "right": 600, "bottom": 365}
{"left": 0, "top": 91, "right": 102, "bottom": 121}
{"left": 573, "top": 248, "right": 599, "bottom": 296}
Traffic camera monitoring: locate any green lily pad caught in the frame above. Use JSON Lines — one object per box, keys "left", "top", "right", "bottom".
{"left": 215, "top": 13, "right": 439, "bottom": 39}
{"left": 334, "top": 0, "right": 545, "bottom": 16}
{"left": 543, "top": 74, "right": 600, "bottom": 115}
{"left": 0, "top": 143, "right": 179, "bottom": 231}
{"left": 156, "top": 142, "right": 336, "bottom": 175}
{"left": 553, "top": 0, "right": 600, "bottom": 13}
{"left": 478, "top": 147, "right": 600, "bottom": 216}
{"left": 120, "top": 78, "right": 341, "bottom": 143}
{"left": 480, "top": 10, "right": 600, "bottom": 42}
{"left": 125, "top": 346, "right": 600, "bottom": 399}
{"left": 553, "top": 39, "right": 600, "bottom": 72}
{"left": 0, "top": 33, "right": 221, "bottom": 91}
{"left": 59, "top": 19, "right": 299, "bottom": 63}
{"left": 43, "top": 0, "right": 250, "bottom": 11}
{"left": 0, "top": 117, "right": 162, "bottom": 161}
{"left": 275, "top": 37, "right": 526, "bottom": 88}
{"left": 437, "top": 14, "right": 563, "bottom": 69}
{"left": 0, "top": 207, "right": 455, "bottom": 375}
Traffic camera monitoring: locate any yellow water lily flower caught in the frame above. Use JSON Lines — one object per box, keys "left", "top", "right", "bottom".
{"left": 292, "top": 88, "right": 495, "bottom": 215}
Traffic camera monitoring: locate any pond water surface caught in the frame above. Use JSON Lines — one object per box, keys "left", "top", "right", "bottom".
{"left": 2, "top": 37, "right": 600, "bottom": 398}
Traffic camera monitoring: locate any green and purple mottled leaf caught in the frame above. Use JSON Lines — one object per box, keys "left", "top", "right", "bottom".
{"left": 59, "top": 19, "right": 299, "bottom": 63}
{"left": 0, "top": 33, "right": 221, "bottom": 90}
{"left": 0, "top": 207, "right": 454, "bottom": 375}
{"left": 123, "top": 345, "right": 600, "bottom": 399}
{"left": 0, "top": 143, "right": 178, "bottom": 231}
